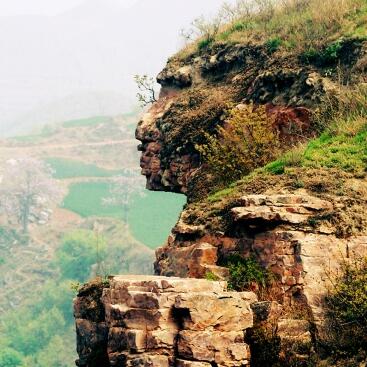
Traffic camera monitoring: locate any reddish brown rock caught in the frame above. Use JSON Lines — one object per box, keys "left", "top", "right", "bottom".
{"left": 174, "top": 292, "right": 255, "bottom": 332}
{"left": 75, "top": 276, "right": 255, "bottom": 366}
{"left": 178, "top": 330, "right": 251, "bottom": 366}
{"left": 176, "top": 360, "right": 212, "bottom": 367}
{"left": 155, "top": 193, "right": 367, "bottom": 328}
{"left": 266, "top": 104, "right": 312, "bottom": 139}
{"left": 155, "top": 242, "right": 219, "bottom": 278}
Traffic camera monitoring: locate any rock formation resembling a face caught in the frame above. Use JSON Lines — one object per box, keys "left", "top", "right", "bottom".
{"left": 136, "top": 96, "right": 201, "bottom": 196}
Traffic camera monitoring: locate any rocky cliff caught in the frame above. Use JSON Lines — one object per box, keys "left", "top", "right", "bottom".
{"left": 137, "top": 37, "right": 367, "bottom": 317}
{"left": 74, "top": 276, "right": 257, "bottom": 366}
{"left": 75, "top": 4, "right": 367, "bottom": 366}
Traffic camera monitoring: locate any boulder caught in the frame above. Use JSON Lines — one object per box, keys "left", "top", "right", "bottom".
{"left": 75, "top": 276, "right": 255, "bottom": 367}
{"left": 178, "top": 330, "right": 250, "bottom": 366}
{"left": 174, "top": 292, "right": 256, "bottom": 331}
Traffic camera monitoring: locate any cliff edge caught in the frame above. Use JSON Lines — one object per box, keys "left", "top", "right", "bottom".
{"left": 75, "top": 1, "right": 367, "bottom": 366}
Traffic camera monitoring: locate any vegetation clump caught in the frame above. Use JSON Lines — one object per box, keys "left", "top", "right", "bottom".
{"left": 222, "top": 254, "right": 272, "bottom": 296}
{"left": 322, "top": 256, "right": 367, "bottom": 358}
{"left": 197, "top": 104, "right": 280, "bottom": 187}
{"left": 179, "top": 0, "right": 367, "bottom": 60}
{"left": 246, "top": 326, "right": 281, "bottom": 367}
{"left": 204, "top": 271, "right": 221, "bottom": 281}
{"left": 265, "top": 87, "right": 367, "bottom": 177}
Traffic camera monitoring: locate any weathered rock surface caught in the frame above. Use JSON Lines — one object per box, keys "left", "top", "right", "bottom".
{"left": 232, "top": 194, "right": 333, "bottom": 225}
{"left": 135, "top": 43, "right": 367, "bottom": 358}
{"left": 74, "top": 276, "right": 257, "bottom": 366}
{"left": 155, "top": 192, "right": 367, "bottom": 325}
{"left": 75, "top": 36, "right": 367, "bottom": 366}
{"left": 136, "top": 40, "right": 366, "bottom": 198}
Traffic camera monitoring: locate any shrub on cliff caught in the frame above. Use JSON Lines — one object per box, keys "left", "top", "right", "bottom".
{"left": 323, "top": 255, "right": 367, "bottom": 357}
{"left": 197, "top": 104, "right": 280, "bottom": 185}
{"left": 223, "top": 254, "right": 272, "bottom": 297}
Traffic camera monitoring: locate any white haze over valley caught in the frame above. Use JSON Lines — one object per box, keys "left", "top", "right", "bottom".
{"left": 0, "top": 0, "right": 236, "bottom": 136}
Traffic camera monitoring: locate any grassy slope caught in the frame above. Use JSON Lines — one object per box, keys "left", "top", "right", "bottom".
{"left": 179, "top": 0, "right": 367, "bottom": 59}
{"left": 264, "top": 119, "right": 367, "bottom": 177}
{"left": 208, "top": 112, "right": 367, "bottom": 204}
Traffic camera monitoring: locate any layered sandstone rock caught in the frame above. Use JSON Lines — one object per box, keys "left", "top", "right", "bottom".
{"left": 155, "top": 193, "right": 367, "bottom": 324}
{"left": 74, "top": 275, "right": 257, "bottom": 367}
{"left": 75, "top": 37, "right": 367, "bottom": 366}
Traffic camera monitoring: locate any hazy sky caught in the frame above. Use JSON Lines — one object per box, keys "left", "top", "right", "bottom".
{"left": 0, "top": 0, "right": 152, "bottom": 16}
{"left": 0, "top": 0, "right": 82, "bottom": 16}
{"left": 0, "top": 0, "right": 235, "bottom": 135}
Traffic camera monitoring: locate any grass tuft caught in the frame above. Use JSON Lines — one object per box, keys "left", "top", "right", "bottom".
{"left": 179, "top": 0, "right": 367, "bottom": 59}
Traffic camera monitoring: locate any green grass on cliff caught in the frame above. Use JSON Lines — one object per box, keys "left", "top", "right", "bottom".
{"left": 265, "top": 117, "right": 367, "bottom": 176}
{"left": 63, "top": 181, "right": 185, "bottom": 248}
{"left": 303, "top": 125, "right": 367, "bottom": 172}
{"left": 179, "top": 0, "right": 367, "bottom": 59}
{"left": 208, "top": 118, "right": 367, "bottom": 203}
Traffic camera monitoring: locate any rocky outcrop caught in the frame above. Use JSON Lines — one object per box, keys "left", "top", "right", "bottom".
{"left": 155, "top": 192, "right": 367, "bottom": 322}
{"left": 74, "top": 275, "right": 257, "bottom": 367}
{"left": 75, "top": 37, "right": 367, "bottom": 366}
{"left": 136, "top": 40, "right": 365, "bottom": 198}
{"left": 134, "top": 39, "right": 367, "bottom": 364}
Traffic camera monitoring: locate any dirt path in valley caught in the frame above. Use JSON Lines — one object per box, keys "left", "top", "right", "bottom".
{"left": 0, "top": 139, "right": 135, "bottom": 151}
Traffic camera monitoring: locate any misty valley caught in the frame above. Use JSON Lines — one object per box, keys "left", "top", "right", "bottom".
{"left": 0, "top": 113, "right": 185, "bottom": 365}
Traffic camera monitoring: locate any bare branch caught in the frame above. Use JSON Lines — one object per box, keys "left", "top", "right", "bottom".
{"left": 134, "top": 74, "right": 158, "bottom": 107}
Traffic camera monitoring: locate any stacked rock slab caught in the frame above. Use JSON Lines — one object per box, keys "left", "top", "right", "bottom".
{"left": 74, "top": 275, "right": 257, "bottom": 367}
{"left": 155, "top": 194, "right": 367, "bottom": 323}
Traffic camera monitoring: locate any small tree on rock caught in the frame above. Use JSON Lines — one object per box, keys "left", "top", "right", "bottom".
{"left": 134, "top": 75, "right": 158, "bottom": 107}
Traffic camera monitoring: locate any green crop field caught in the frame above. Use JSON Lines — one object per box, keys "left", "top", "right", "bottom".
{"left": 45, "top": 158, "right": 120, "bottom": 179}
{"left": 62, "top": 181, "right": 186, "bottom": 248}
{"left": 62, "top": 116, "right": 112, "bottom": 128}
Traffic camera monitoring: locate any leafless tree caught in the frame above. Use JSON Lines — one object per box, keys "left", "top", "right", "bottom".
{"left": 0, "top": 158, "right": 61, "bottom": 233}
{"left": 220, "top": 1, "right": 253, "bottom": 22}
{"left": 134, "top": 75, "right": 158, "bottom": 107}
{"left": 220, "top": 0, "right": 277, "bottom": 24}
{"left": 192, "top": 14, "right": 223, "bottom": 43}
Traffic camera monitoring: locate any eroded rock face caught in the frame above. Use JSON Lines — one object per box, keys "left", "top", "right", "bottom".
{"left": 136, "top": 40, "right": 366, "bottom": 198}
{"left": 74, "top": 276, "right": 257, "bottom": 367}
{"left": 74, "top": 279, "right": 110, "bottom": 367}
{"left": 155, "top": 193, "right": 367, "bottom": 323}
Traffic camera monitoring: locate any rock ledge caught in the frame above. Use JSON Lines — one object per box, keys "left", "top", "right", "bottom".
{"left": 75, "top": 275, "right": 257, "bottom": 367}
